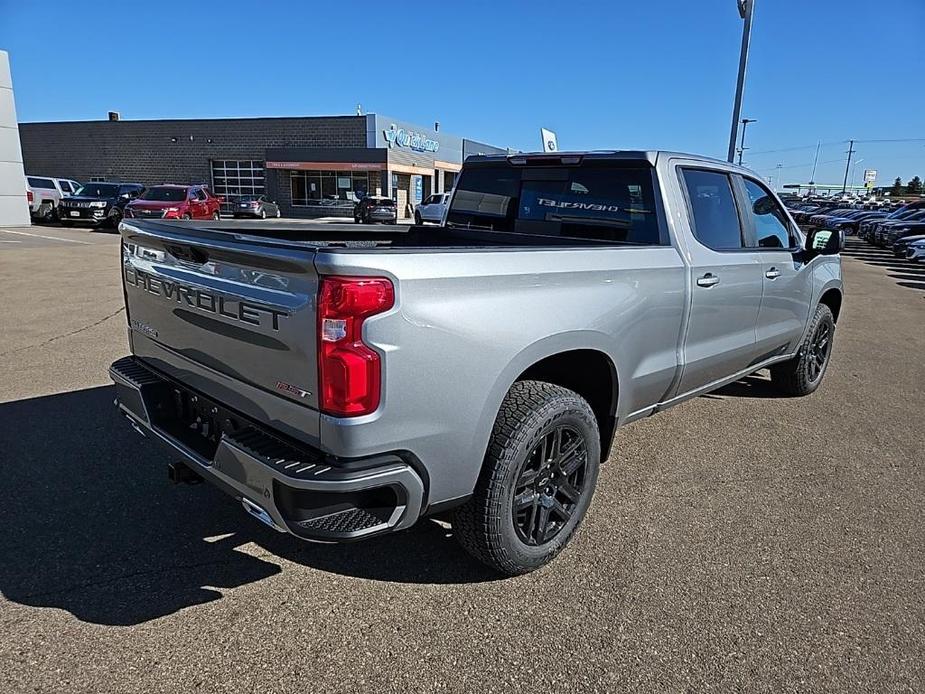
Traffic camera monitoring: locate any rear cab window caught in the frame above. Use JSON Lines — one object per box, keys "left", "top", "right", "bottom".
{"left": 446, "top": 158, "right": 667, "bottom": 245}
{"left": 27, "top": 177, "right": 56, "bottom": 189}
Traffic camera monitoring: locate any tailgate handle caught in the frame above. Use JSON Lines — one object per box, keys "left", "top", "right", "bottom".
{"left": 165, "top": 243, "right": 209, "bottom": 264}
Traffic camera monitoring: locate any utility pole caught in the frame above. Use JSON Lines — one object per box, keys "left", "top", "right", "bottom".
{"left": 737, "top": 118, "right": 757, "bottom": 165}
{"left": 841, "top": 140, "right": 855, "bottom": 193}
{"left": 775, "top": 162, "right": 783, "bottom": 190}
{"left": 809, "top": 140, "right": 821, "bottom": 191}
{"left": 727, "top": 0, "right": 756, "bottom": 162}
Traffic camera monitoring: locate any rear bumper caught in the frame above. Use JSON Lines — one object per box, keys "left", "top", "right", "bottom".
{"left": 109, "top": 356, "right": 425, "bottom": 542}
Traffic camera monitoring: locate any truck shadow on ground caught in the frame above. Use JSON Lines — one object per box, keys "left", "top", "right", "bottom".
{"left": 842, "top": 240, "right": 925, "bottom": 292}
{"left": 0, "top": 386, "right": 496, "bottom": 627}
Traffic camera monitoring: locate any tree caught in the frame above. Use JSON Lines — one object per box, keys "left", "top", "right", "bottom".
{"left": 890, "top": 177, "right": 904, "bottom": 196}
{"left": 907, "top": 176, "right": 922, "bottom": 195}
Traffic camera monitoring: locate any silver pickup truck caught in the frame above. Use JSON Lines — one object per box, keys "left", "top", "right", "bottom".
{"left": 110, "top": 151, "right": 843, "bottom": 575}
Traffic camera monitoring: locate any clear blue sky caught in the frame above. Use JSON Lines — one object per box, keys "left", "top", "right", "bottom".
{"left": 2, "top": 0, "right": 923, "bottom": 188}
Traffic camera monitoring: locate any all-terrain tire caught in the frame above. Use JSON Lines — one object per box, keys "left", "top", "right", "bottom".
{"left": 770, "top": 303, "right": 835, "bottom": 396}
{"left": 451, "top": 380, "right": 601, "bottom": 575}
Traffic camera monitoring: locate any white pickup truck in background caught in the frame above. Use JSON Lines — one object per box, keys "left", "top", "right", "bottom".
{"left": 25, "top": 175, "right": 81, "bottom": 222}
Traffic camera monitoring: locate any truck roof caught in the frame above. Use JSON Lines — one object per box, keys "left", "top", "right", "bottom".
{"left": 464, "top": 150, "right": 749, "bottom": 171}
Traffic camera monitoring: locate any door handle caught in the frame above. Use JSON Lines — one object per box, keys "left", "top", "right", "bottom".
{"left": 765, "top": 268, "right": 781, "bottom": 279}
{"left": 696, "top": 273, "right": 720, "bottom": 287}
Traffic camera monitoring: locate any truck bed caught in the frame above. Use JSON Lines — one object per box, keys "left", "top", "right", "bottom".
{"left": 127, "top": 219, "right": 621, "bottom": 250}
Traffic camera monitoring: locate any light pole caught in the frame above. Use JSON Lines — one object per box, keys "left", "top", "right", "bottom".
{"left": 727, "top": 0, "right": 756, "bottom": 162}
{"left": 775, "top": 162, "right": 783, "bottom": 190}
{"left": 851, "top": 158, "right": 865, "bottom": 187}
{"left": 737, "top": 118, "right": 757, "bottom": 165}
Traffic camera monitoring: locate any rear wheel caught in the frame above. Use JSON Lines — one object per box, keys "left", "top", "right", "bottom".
{"left": 452, "top": 380, "right": 601, "bottom": 575}
{"left": 212, "top": 211, "right": 221, "bottom": 221}
{"left": 259, "top": 209, "right": 267, "bottom": 219}
{"left": 770, "top": 303, "right": 835, "bottom": 396}
{"left": 39, "top": 202, "right": 57, "bottom": 224}
{"left": 414, "top": 211, "right": 423, "bottom": 225}
{"left": 181, "top": 213, "right": 191, "bottom": 220}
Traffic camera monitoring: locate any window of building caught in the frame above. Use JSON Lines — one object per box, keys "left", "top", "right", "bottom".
{"left": 740, "top": 177, "right": 796, "bottom": 249}
{"left": 290, "top": 170, "right": 371, "bottom": 208}
{"left": 680, "top": 169, "right": 744, "bottom": 250}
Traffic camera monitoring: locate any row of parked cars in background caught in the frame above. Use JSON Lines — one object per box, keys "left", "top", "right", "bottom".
{"left": 784, "top": 196, "right": 925, "bottom": 263}
{"left": 24, "top": 176, "right": 285, "bottom": 227}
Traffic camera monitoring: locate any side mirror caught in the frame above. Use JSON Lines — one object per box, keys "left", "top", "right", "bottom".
{"left": 804, "top": 227, "right": 843, "bottom": 256}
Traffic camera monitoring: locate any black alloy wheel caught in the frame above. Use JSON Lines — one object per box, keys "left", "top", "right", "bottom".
{"left": 806, "top": 319, "right": 831, "bottom": 384}
{"left": 512, "top": 425, "right": 588, "bottom": 546}
{"left": 770, "top": 302, "right": 835, "bottom": 396}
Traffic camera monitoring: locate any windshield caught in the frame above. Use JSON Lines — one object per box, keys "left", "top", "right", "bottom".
{"left": 238, "top": 195, "right": 261, "bottom": 202}
{"left": 446, "top": 162, "right": 663, "bottom": 244}
{"left": 75, "top": 183, "right": 120, "bottom": 198}
{"left": 140, "top": 187, "right": 188, "bottom": 202}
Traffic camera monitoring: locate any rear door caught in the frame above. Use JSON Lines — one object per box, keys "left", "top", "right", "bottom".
{"left": 675, "top": 166, "right": 764, "bottom": 394}
{"left": 736, "top": 176, "right": 813, "bottom": 357}
{"left": 120, "top": 221, "right": 322, "bottom": 411}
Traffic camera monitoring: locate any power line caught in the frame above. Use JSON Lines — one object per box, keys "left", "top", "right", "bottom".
{"left": 749, "top": 137, "right": 925, "bottom": 157}
{"left": 853, "top": 138, "right": 925, "bottom": 144}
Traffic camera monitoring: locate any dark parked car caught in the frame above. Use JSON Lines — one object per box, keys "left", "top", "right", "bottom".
{"left": 804, "top": 208, "right": 856, "bottom": 230}
{"left": 892, "top": 232, "right": 925, "bottom": 257}
{"left": 232, "top": 194, "right": 281, "bottom": 219}
{"left": 859, "top": 201, "right": 925, "bottom": 243}
{"left": 353, "top": 196, "right": 397, "bottom": 224}
{"left": 872, "top": 210, "right": 925, "bottom": 246}
{"left": 881, "top": 214, "right": 925, "bottom": 247}
{"left": 124, "top": 185, "right": 222, "bottom": 220}
{"left": 58, "top": 182, "right": 145, "bottom": 228}
{"left": 829, "top": 210, "right": 889, "bottom": 235}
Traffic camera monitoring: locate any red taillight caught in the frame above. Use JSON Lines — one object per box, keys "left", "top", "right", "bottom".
{"left": 318, "top": 276, "right": 394, "bottom": 417}
{"left": 27, "top": 190, "right": 33, "bottom": 203}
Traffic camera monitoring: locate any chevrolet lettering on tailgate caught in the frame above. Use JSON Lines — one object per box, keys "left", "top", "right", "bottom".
{"left": 123, "top": 267, "right": 289, "bottom": 331}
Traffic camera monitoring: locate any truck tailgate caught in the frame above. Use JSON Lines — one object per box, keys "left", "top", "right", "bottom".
{"left": 120, "top": 221, "right": 321, "bottom": 411}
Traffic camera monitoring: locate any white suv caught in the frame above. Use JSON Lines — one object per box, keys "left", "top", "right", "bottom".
{"left": 414, "top": 193, "right": 450, "bottom": 224}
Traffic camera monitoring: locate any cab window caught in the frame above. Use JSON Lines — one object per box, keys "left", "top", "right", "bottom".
{"left": 740, "top": 178, "right": 796, "bottom": 249}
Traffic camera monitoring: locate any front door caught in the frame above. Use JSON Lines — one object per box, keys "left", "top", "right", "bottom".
{"left": 676, "top": 167, "right": 765, "bottom": 395}
{"left": 738, "top": 176, "right": 814, "bottom": 357}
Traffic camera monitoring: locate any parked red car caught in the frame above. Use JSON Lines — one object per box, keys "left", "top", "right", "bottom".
{"left": 124, "top": 185, "right": 222, "bottom": 220}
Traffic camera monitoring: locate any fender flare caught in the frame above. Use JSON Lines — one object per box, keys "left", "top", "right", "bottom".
{"left": 470, "top": 331, "right": 621, "bottom": 466}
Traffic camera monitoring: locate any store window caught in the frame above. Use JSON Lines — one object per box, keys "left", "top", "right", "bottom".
{"left": 290, "top": 171, "right": 371, "bottom": 209}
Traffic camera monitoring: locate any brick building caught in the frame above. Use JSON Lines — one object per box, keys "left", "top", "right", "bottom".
{"left": 18, "top": 114, "right": 508, "bottom": 217}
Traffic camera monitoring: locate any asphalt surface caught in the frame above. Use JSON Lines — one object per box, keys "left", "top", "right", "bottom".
{"left": 0, "top": 226, "right": 922, "bottom": 693}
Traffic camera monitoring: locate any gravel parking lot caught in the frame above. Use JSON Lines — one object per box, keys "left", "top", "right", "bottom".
{"left": 0, "top": 225, "right": 922, "bottom": 693}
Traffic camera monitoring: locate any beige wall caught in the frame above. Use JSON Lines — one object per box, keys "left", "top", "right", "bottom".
{"left": 0, "top": 50, "right": 29, "bottom": 226}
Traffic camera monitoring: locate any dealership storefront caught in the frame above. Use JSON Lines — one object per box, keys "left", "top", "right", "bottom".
{"left": 18, "top": 113, "right": 508, "bottom": 218}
